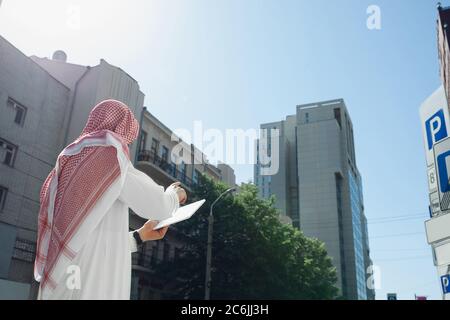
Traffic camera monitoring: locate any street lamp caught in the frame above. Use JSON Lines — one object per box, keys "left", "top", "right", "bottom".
{"left": 204, "top": 187, "right": 236, "bottom": 300}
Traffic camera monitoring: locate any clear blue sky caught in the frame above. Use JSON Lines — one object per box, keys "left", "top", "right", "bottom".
{"left": 0, "top": 0, "right": 444, "bottom": 299}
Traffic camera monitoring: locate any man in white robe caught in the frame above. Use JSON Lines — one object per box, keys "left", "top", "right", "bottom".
{"left": 34, "top": 100, "right": 186, "bottom": 300}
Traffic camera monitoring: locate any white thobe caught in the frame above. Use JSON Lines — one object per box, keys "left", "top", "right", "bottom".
{"left": 38, "top": 163, "right": 179, "bottom": 300}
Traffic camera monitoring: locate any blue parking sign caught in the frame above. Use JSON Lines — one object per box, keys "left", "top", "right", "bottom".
{"left": 420, "top": 86, "right": 450, "bottom": 167}
{"left": 437, "top": 150, "right": 450, "bottom": 193}
{"left": 441, "top": 275, "right": 450, "bottom": 294}
{"left": 433, "top": 138, "right": 450, "bottom": 211}
{"left": 426, "top": 109, "right": 448, "bottom": 150}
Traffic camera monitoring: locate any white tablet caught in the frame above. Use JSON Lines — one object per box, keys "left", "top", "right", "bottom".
{"left": 153, "top": 199, "right": 206, "bottom": 230}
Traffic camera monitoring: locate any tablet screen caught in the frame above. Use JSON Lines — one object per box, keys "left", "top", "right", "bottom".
{"left": 153, "top": 199, "right": 206, "bottom": 230}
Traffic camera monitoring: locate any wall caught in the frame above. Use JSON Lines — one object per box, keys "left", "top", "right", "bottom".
{"left": 297, "top": 113, "right": 344, "bottom": 293}
{"left": 0, "top": 36, "right": 70, "bottom": 299}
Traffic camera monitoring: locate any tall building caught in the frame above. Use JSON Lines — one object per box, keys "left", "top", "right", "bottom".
{"left": 423, "top": 4, "right": 450, "bottom": 300}
{"left": 0, "top": 36, "right": 70, "bottom": 299}
{"left": 217, "top": 163, "right": 237, "bottom": 188}
{"left": 254, "top": 99, "right": 374, "bottom": 300}
{"left": 0, "top": 35, "right": 236, "bottom": 299}
{"left": 438, "top": 3, "right": 450, "bottom": 107}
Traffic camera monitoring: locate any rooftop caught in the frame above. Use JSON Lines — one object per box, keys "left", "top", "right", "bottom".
{"left": 438, "top": 3, "right": 450, "bottom": 28}
{"left": 297, "top": 98, "right": 344, "bottom": 110}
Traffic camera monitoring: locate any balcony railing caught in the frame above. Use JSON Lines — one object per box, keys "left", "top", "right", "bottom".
{"left": 137, "top": 150, "right": 195, "bottom": 189}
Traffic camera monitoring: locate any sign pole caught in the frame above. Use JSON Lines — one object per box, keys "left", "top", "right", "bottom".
{"left": 420, "top": 86, "right": 450, "bottom": 300}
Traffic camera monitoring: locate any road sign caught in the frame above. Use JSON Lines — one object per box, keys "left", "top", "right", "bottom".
{"left": 420, "top": 87, "right": 450, "bottom": 301}
{"left": 428, "top": 166, "right": 438, "bottom": 193}
{"left": 420, "top": 86, "right": 450, "bottom": 167}
{"left": 387, "top": 293, "right": 397, "bottom": 300}
{"left": 433, "top": 138, "right": 450, "bottom": 212}
{"left": 421, "top": 86, "right": 450, "bottom": 220}
{"left": 441, "top": 275, "right": 450, "bottom": 295}
{"left": 430, "top": 191, "right": 441, "bottom": 216}
{"left": 425, "top": 213, "right": 450, "bottom": 244}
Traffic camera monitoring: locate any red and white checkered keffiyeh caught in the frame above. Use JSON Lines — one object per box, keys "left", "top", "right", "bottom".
{"left": 34, "top": 99, "right": 139, "bottom": 291}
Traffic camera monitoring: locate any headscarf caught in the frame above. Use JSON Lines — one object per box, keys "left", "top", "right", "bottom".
{"left": 34, "top": 99, "right": 139, "bottom": 291}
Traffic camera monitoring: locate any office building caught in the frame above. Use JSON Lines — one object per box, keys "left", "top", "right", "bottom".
{"left": 438, "top": 3, "right": 450, "bottom": 106}
{"left": 254, "top": 99, "right": 374, "bottom": 300}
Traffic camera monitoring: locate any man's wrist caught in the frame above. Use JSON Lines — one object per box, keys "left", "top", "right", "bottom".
{"left": 133, "top": 230, "right": 144, "bottom": 245}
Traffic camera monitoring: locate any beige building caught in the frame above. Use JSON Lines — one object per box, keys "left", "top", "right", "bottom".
{"left": 0, "top": 35, "right": 236, "bottom": 299}
{"left": 30, "top": 54, "right": 144, "bottom": 159}
{"left": 131, "top": 109, "right": 236, "bottom": 299}
{"left": 135, "top": 110, "right": 226, "bottom": 194}
{"left": 217, "top": 163, "right": 237, "bottom": 188}
{"left": 0, "top": 36, "right": 70, "bottom": 299}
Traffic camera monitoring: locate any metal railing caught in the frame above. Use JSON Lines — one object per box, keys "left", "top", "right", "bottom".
{"left": 137, "top": 150, "right": 195, "bottom": 189}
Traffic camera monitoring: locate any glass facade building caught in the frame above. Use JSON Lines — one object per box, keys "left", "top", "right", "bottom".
{"left": 349, "top": 171, "right": 367, "bottom": 300}
{"left": 255, "top": 99, "right": 375, "bottom": 299}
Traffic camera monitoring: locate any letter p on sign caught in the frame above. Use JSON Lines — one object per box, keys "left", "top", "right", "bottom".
{"left": 441, "top": 275, "right": 450, "bottom": 295}
{"left": 426, "top": 109, "right": 448, "bottom": 150}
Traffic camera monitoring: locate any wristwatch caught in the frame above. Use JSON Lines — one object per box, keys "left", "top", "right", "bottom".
{"left": 133, "top": 230, "right": 144, "bottom": 246}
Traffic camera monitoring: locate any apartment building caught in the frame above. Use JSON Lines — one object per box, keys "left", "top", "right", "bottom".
{"left": 0, "top": 35, "right": 236, "bottom": 299}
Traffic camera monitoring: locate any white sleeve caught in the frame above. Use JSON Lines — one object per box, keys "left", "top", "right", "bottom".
{"left": 129, "top": 232, "right": 138, "bottom": 253}
{"left": 119, "top": 164, "right": 180, "bottom": 221}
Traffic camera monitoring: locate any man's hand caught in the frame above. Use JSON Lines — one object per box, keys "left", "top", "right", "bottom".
{"left": 169, "top": 181, "right": 187, "bottom": 205}
{"left": 137, "top": 220, "right": 169, "bottom": 242}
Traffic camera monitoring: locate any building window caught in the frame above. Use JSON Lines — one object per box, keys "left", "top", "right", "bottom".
{"left": 348, "top": 171, "right": 367, "bottom": 300}
{"left": 7, "top": 98, "right": 27, "bottom": 126}
{"left": 305, "top": 112, "right": 310, "bottom": 123}
{"left": 181, "top": 161, "right": 187, "bottom": 183}
{"left": 0, "top": 138, "right": 17, "bottom": 167}
{"left": 150, "top": 138, "right": 159, "bottom": 156}
{"left": 265, "top": 129, "right": 272, "bottom": 157}
{"left": 12, "top": 238, "right": 36, "bottom": 263}
{"left": 138, "top": 130, "right": 147, "bottom": 152}
{"left": 151, "top": 243, "right": 159, "bottom": 266}
{"left": 0, "top": 186, "right": 7, "bottom": 210}
{"left": 335, "top": 172, "right": 347, "bottom": 297}
{"left": 163, "top": 241, "right": 171, "bottom": 261}
{"left": 193, "top": 169, "right": 201, "bottom": 185}
{"left": 334, "top": 108, "right": 342, "bottom": 128}
{"left": 161, "top": 146, "right": 169, "bottom": 163}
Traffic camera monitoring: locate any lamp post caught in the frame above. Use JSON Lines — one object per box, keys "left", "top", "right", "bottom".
{"left": 204, "top": 187, "right": 236, "bottom": 300}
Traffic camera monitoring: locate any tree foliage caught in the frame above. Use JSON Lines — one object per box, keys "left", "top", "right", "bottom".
{"left": 156, "top": 175, "right": 338, "bottom": 300}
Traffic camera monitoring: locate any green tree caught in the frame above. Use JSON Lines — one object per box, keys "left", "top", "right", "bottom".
{"left": 156, "top": 175, "right": 338, "bottom": 299}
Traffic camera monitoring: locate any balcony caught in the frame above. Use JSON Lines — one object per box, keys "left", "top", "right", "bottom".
{"left": 137, "top": 150, "right": 195, "bottom": 191}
